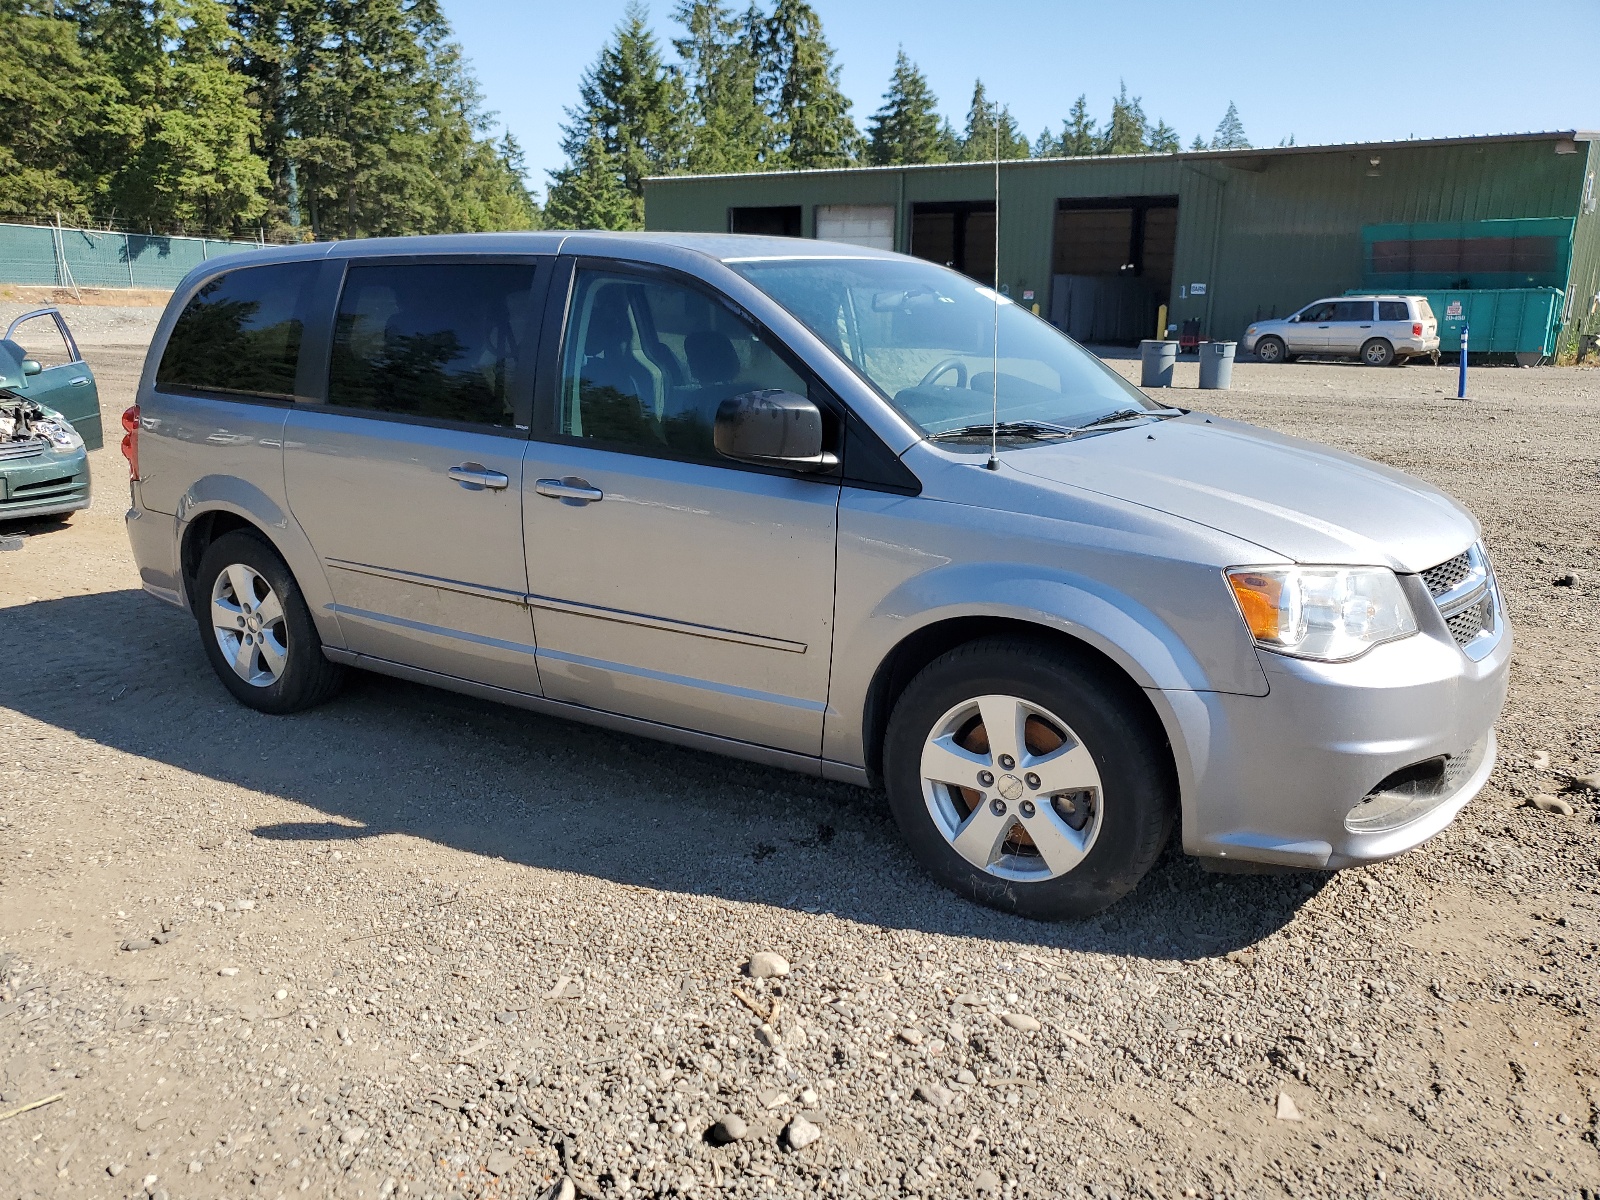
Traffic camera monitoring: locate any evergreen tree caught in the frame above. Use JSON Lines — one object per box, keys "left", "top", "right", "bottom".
{"left": 1189, "top": 134, "right": 1207, "bottom": 151}
{"left": 1033, "top": 126, "right": 1060, "bottom": 158}
{"left": 959, "top": 80, "right": 1028, "bottom": 161}
{"left": 1060, "top": 94, "right": 1097, "bottom": 156}
{"left": 673, "top": 0, "right": 772, "bottom": 174}
{"left": 1099, "top": 81, "right": 1148, "bottom": 155}
{"left": 89, "top": 0, "right": 270, "bottom": 236}
{"left": 1147, "top": 119, "right": 1180, "bottom": 155}
{"left": 545, "top": 125, "right": 634, "bottom": 230}
{"left": 759, "top": 0, "right": 859, "bottom": 169}
{"left": 1210, "top": 101, "right": 1250, "bottom": 149}
{"left": 866, "top": 49, "right": 946, "bottom": 166}
{"left": 0, "top": 0, "right": 109, "bottom": 219}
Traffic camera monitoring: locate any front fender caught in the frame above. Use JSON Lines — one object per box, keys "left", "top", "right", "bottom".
{"left": 176, "top": 478, "right": 345, "bottom": 650}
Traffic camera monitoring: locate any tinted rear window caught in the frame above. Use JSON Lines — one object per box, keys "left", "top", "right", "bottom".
{"left": 1378, "top": 301, "right": 1410, "bottom": 321}
{"left": 157, "top": 262, "right": 317, "bottom": 398}
{"left": 327, "top": 263, "right": 538, "bottom": 428}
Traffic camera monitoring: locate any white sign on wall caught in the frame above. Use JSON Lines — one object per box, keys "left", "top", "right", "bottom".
{"left": 1189, "top": 283, "right": 1207, "bottom": 295}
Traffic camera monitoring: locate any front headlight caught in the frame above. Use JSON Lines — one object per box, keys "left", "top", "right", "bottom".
{"left": 38, "top": 417, "right": 83, "bottom": 451}
{"left": 1227, "top": 565, "right": 1417, "bottom": 662}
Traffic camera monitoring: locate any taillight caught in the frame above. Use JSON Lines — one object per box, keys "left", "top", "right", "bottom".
{"left": 121, "top": 405, "right": 140, "bottom": 479}
{"left": 1412, "top": 322, "right": 1423, "bottom": 337}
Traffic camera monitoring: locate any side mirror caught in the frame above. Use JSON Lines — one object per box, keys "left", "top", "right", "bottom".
{"left": 714, "top": 389, "right": 836, "bottom": 471}
{"left": 21, "top": 358, "right": 42, "bottom": 376}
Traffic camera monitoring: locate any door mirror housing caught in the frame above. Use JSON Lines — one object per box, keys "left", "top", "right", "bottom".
{"left": 714, "top": 389, "right": 837, "bottom": 471}
{"left": 20, "top": 358, "right": 42, "bottom": 376}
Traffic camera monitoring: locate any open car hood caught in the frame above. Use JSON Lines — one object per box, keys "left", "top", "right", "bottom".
{"left": 1007, "top": 414, "right": 1479, "bottom": 573}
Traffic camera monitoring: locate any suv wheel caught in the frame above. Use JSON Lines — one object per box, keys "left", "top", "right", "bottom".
{"left": 1360, "top": 338, "right": 1395, "bottom": 367}
{"left": 194, "top": 530, "right": 344, "bottom": 714}
{"left": 882, "top": 638, "right": 1175, "bottom": 919}
{"left": 1254, "top": 336, "right": 1286, "bottom": 364}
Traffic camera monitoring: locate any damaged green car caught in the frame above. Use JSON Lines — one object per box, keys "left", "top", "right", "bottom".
{"left": 0, "top": 308, "right": 100, "bottom": 521}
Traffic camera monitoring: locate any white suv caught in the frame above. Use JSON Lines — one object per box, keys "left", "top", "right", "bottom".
{"left": 1244, "top": 295, "right": 1439, "bottom": 366}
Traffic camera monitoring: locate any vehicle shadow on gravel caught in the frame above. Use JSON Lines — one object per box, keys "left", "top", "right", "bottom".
{"left": 3, "top": 589, "right": 1326, "bottom": 960}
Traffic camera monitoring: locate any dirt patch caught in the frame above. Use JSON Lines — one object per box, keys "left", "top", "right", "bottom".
{"left": 0, "top": 349, "right": 1596, "bottom": 1199}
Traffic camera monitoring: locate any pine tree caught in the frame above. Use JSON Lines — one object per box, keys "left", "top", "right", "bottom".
{"left": 759, "top": 0, "right": 860, "bottom": 169}
{"left": 1189, "top": 134, "right": 1207, "bottom": 151}
{"left": 1147, "top": 119, "right": 1180, "bottom": 155}
{"left": 555, "top": 1, "right": 685, "bottom": 225}
{"left": 866, "top": 49, "right": 946, "bottom": 166}
{"left": 1210, "top": 101, "right": 1250, "bottom": 149}
{"left": 673, "top": 1, "right": 772, "bottom": 174}
{"left": 1059, "top": 94, "right": 1097, "bottom": 156}
{"left": 545, "top": 126, "right": 635, "bottom": 230}
{"left": 90, "top": 0, "right": 270, "bottom": 236}
{"left": 1100, "top": 82, "right": 1148, "bottom": 155}
{"left": 0, "top": 0, "right": 110, "bottom": 219}
{"left": 959, "top": 80, "right": 1028, "bottom": 161}
{"left": 1033, "top": 126, "right": 1060, "bottom": 158}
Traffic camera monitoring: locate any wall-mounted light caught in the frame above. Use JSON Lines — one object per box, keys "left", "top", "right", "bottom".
{"left": 1555, "top": 139, "right": 1578, "bottom": 155}
{"left": 1366, "top": 156, "right": 1381, "bottom": 178}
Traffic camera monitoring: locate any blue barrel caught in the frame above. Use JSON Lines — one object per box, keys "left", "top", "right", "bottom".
{"left": 1139, "top": 339, "right": 1177, "bottom": 388}
{"left": 1199, "top": 340, "right": 1236, "bottom": 390}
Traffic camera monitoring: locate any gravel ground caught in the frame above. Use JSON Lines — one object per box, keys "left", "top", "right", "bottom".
{"left": 1, "top": 340, "right": 1597, "bottom": 1200}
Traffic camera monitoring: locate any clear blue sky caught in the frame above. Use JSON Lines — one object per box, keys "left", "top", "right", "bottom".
{"left": 439, "top": 0, "right": 1600, "bottom": 196}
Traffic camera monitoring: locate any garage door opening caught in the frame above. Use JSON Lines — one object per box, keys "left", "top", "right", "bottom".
{"left": 1049, "top": 197, "right": 1178, "bottom": 345}
{"left": 729, "top": 206, "right": 802, "bottom": 237}
{"left": 911, "top": 202, "right": 996, "bottom": 283}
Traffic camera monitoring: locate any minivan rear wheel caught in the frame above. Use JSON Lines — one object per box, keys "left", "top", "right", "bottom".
{"left": 1361, "top": 338, "right": 1395, "bottom": 367}
{"left": 882, "top": 638, "right": 1175, "bottom": 919}
{"left": 194, "top": 530, "right": 344, "bottom": 714}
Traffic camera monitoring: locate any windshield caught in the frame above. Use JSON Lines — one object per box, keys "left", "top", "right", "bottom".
{"left": 729, "top": 256, "right": 1154, "bottom": 439}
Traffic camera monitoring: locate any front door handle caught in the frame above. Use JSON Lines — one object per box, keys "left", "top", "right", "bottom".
{"left": 448, "top": 463, "right": 510, "bottom": 491}
{"left": 69, "top": 376, "right": 91, "bottom": 386}
{"left": 534, "top": 477, "right": 604, "bottom": 504}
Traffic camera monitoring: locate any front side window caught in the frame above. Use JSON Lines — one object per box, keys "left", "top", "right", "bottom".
{"left": 157, "top": 262, "right": 316, "bottom": 399}
{"left": 730, "top": 255, "right": 1150, "bottom": 439}
{"left": 559, "top": 268, "right": 811, "bottom": 459}
{"left": 1299, "top": 302, "right": 1337, "bottom": 322}
{"left": 327, "top": 262, "right": 537, "bottom": 427}
{"left": 1377, "top": 300, "right": 1410, "bottom": 321}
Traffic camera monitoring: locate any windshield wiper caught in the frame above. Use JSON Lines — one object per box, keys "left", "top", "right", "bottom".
{"left": 930, "top": 420, "right": 1075, "bottom": 442}
{"left": 1069, "top": 407, "right": 1178, "bottom": 433}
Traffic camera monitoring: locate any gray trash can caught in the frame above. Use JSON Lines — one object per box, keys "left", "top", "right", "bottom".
{"left": 1139, "top": 339, "right": 1177, "bottom": 388}
{"left": 1199, "top": 340, "right": 1236, "bottom": 390}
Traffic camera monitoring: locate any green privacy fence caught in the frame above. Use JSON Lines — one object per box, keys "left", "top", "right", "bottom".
{"left": 0, "top": 221, "right": 272, "bottom": 291}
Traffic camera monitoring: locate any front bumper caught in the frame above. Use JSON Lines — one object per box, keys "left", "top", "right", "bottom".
{"left": 0, "top": 448, "right": 90, "bottom": 521}
{"left": 1161, "top": 577, "right": 1510, "bottom": 870}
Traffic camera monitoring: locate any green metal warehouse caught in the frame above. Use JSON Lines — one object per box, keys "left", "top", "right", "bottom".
{"left": 644, "top": 130, "right": 1600, "bottom": 359}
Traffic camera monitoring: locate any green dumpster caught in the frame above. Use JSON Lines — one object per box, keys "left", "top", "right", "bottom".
{"left": 1346, "top": 287, "right": 1565, "bottom": 361}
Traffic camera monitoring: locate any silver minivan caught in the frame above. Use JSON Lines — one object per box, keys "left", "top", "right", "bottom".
{"left": 1245, "top": 295, "right": 1440, "bottom": 365}
{"left": 123, "top": 234, "right": 1508, "bottom": 918}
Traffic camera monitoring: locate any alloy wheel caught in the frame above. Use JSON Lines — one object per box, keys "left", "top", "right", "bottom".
{"left": 919, "top": 694, "right": 1103, "bottom": 881}
{"left": 210, "top": 563, "right": 288, "bottom": 688}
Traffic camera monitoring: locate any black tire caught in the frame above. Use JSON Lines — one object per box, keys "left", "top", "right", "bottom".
{"left": 882, "top": 637, "right": 1176, "bottom": 919}
{"left": 1360, "top": 338, "right": 1395, "bottom": 367}
{"left": 193, "top": 529, "right": 344, "bottom": 714}
{"left": 1254, "top": 336, "right": 1286, "bottom": 364}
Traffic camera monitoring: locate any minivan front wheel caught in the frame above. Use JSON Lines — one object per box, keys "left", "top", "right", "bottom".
{"left": 1254, "top": 336, "right": 1286, "bottom": 364}
{"left": 883, "top": 638, "right": 1175, "bottom": 919}
{"left": 194, "top": 530, "right": 344, "bottom": 714}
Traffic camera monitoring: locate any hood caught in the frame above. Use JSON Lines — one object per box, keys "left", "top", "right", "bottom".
{"left": 1007, "top": 414, "right": 1478, "bottom": 573}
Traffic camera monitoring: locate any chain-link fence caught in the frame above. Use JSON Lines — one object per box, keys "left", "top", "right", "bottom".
{"left": 0, "top": 220, "right": 274, "bottom": 292}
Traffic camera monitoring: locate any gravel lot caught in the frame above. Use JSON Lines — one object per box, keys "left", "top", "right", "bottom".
{"left": 2, "top": 316, "right": 1598, "bottom": 1200}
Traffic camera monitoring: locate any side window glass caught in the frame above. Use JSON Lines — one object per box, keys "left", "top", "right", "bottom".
{"left": 157, "top": 262, "right": 316, "bottom": 398}
{"left": 559, "top": 269, "right": 810, "bottom": 461}
{"left": 1300, "top": 303, "right": 1335, "bottom": 322}
{"left": 327, "top": 262, "right": 537, "bottom": 428}
{"left": 1332, "top": 300, "right": 1374, "bottom": 322}
{"left": 5, "top": 313, "right": 74, "bottom": 368}
{"left": 1377, "top": 301, "right": 1409, "bottom": 321}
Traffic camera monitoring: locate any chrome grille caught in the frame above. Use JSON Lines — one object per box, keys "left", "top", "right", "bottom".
{"left": 0, "top": 437, "right": 46, "bottom": 462}
{"left": 1421, "top": 543, "right": 1495, "bottom": 649}
{"left": 1422, "top": 550, "right": 1473, "bottom": 597}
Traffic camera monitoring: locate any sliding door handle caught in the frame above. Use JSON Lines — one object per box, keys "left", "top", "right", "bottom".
{"left": 534, "top": 477, "right": 604, "bottom": 504}
{"left": 448, "top": 463, "right": 510, "bottom": 491}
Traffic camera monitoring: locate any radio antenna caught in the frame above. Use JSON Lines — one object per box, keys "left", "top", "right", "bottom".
{"left": 986, "top": 119, "right": 1001, "bottom": 471}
